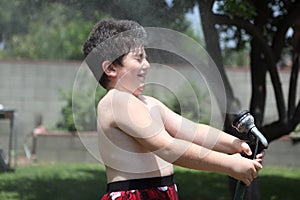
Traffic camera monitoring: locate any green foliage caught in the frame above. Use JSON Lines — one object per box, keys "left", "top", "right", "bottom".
{"left": 294, "top": 124, "right": 300, "bottom": 132}
{"left": 56, "top": 86, "right": 106, "bottom": 132}
{"left": 57, "top": 81, "right": 209, "bottom": 132}
{"left": 0, "top": 0, "right": 195, "bottom": 60}
{"left": 215, "top": 0, "right": 257, "bottom": 19}
{"left": 57, "top": 90, "right": 76, "bottom": 132}
{"left": 101, "top": 0, "right": 191, "bottom": 32}
{"left": 223, "top": 46, "right": 250, "bottom": 67}
{"left": 0, "top": 0, "right": 31, "bottom": 40}
{"left": 142, "top": 80, "right": 210, "bottom": 124}
{"left": 166, "top": 82, "right": 210, "bottom": 124}
{"left": 211, "top": 0, "right": 255, "bottom": 67}
{"left": 4, "top": 3, "right": 96, "bottom": 60}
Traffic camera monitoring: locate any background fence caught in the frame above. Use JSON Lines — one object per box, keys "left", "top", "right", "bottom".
{"left": 0, "top": 60, "right": 298, "bottom": 165}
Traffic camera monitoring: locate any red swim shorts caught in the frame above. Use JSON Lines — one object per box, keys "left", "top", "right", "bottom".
{"left": 101, "top": 175, "right": 178, "bottom": 200}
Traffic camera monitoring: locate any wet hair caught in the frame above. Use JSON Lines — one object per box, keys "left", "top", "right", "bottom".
{"left": 83, "top": 19, "right": 147, "bottom": 89}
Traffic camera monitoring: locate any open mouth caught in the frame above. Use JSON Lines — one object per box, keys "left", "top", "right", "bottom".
{"left": 137, "top": 73, "right": 146, "bottom": 80}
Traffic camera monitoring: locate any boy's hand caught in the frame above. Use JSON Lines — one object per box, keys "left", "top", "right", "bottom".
{"left": 254, "top": 150, "right": 265, "bottom": 164}
{"left": 239, "top": 141, "right": 265, "bottom": 163}
{"left": 229, "top": 153, "right": 263, "bottom": 186}
{"left": 240, "top": 141, "right": 252, "bottom": 156}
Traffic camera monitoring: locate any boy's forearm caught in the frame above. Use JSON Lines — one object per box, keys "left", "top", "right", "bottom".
{"left": 195, "top": 124, "right": 243, "bottom": 155}
{"left": 155, "top": 138, "right": 234, "bottom": 176}
{"left": 212, "top": 129, "right": 244, "bottom": 154}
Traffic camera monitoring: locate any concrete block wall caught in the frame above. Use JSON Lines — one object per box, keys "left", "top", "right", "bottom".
{"left": 35, "top": 132, "right": 98, "bottom": 163}
{"left": 264, "top": 139, "right": 300, "bottom": 167}
{"left": 0, "top": 60, "right": 80, "bottom": 155}
{"left": 34, "top": 134, "right": 300, "bottom": 167}
{"left": 226, "top": 68, "right": 300, "bottom": 124}
{"left": 0, "top": 60, "right": 299, "bottom": 163}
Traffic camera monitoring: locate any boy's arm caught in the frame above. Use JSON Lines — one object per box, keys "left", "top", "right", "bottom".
{"left": 110, "top": 92, "right": 261, "bottom": 185}
{"left": 150, "top": 97, "right": 251, "bottom": 155}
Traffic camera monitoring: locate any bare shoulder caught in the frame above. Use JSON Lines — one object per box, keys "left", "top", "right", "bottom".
{"left": 98, "top": 89, "right": 136, "bottom": 110}
{"left": 142, "top": 95, "right": 164, "bottom": 107}
{"left": 142, "top": 95, "right": 172, "bottom": 115}
{"left": 97, "top": 90, "right": 150, "bottom": 120}
{"left": 97, "top": 89, "right": 128, "bottom": 119}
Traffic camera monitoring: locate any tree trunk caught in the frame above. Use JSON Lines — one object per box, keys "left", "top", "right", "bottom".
{"left": 262, "top": 33, "right": 300, "bottom": 142}
{"left": 249, "top": 39, "right": 267, "bottom": 127}
{"left": 288, "top": 21, "right": 300, "bottom": 120}
{"left": 198, "top": 0, "right": 239, "bottom": 116}
{"left": 198, "top": 1, "right": 261, "bottom": 199}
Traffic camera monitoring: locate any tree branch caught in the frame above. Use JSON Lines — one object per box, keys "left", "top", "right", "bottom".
{"left": 272, "top": 1, "right": 300, "bottom": 61}
{"left": 213, "top": 13, "right": 287, "bottom": 122}
{"left": 288, "top": 38, "right": 300, "bottom": 119}
{"left": 292, "top": 100, "right": 300, "bottom": 127}
{"left": 198, "top": 0, "right": 238, "bottom": 116}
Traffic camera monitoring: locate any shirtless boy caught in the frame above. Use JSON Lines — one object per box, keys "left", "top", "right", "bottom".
{"left": 83, "top": 19, "right": 263, "bottom": 200}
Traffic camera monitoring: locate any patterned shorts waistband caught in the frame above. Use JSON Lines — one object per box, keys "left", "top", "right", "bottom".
{"left": 106, "top": 174, "right": 174, "bottom": 192}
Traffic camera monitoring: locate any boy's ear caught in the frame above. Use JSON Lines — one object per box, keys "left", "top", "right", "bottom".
{"left": 102, "top": 60, "right": 117, "bottom": 77}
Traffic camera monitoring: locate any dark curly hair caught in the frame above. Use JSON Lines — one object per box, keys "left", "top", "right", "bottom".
{"left": 83, "top": 19, "right": 147, "bottom": 89}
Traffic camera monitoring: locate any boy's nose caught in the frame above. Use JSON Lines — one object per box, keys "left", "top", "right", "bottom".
{"left": 143, "top": 59, "right": 150, "bottom": 69}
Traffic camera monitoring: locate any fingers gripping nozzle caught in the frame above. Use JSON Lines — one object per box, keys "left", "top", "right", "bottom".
{"left": 232, "top": 110, "right": 268, "bottom": 148}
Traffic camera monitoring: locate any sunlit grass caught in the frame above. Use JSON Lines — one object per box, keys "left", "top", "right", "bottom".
{"left": 0, "top": 163, "right": 299, "bottom": 200}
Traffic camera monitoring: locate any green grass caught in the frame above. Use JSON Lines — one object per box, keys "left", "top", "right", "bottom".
{"left": 0, "top": 163, "right": 300, "bottom": 200}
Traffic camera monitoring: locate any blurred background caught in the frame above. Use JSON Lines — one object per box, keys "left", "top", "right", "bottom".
{"left": 0, "top": 0, "right": 300, "bottom": 199}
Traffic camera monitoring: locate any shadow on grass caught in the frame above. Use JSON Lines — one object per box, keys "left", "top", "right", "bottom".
{"left": 1, "top": 166, "right": 300, "bottom": 200}
{"left": 0, "top": 166, "right": 230, "bottom": 200}
{"left": 260, "top": 175, "right": 300, "bottom": 200}
{"left": 0, "top": 167, "right": 107, "bottom": 200}
{"left": 175, "top": 170, "right": 230, "bottom": 200}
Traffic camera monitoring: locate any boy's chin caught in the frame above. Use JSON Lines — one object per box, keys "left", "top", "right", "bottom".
{"left": 133, "top": 85, "right": 144, "bottom": 96}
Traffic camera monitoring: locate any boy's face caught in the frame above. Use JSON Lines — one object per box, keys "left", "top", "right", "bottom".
{"left": 115, "top": 47, "right": 150, "bottom": 96}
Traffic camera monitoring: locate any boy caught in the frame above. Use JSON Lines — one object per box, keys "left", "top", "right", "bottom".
{"left": 83, "top": 19, "right": 263, "bottom": 200}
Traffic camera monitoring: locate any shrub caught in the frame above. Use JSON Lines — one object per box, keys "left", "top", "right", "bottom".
{"left": 57, "top": 81, "right": 209, "bottom": 132}
{"left": 56, "top": 86, "right": 106, "bottom": 132}
{"left": 167, "top": 82, "right": 210, "bottom": 124}
{"left": 143, "top": 81, "right": 210, "bottom": 124}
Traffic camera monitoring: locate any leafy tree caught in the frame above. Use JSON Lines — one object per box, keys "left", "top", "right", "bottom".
{"left": 168, "top": 82, "right": 211, "bottom": 124}
{"left": 171, "top": 0, "right": 300, "bottom": 199}
{"left": 57, "top": 86, "right": 106, "bottom": 132}
{"left": 0, "top": 0, "right": 31, "bottom": 44}
{"left": 2, "top": 0, "right": 298, "bottom": 152}
{"left": 3, "top": 3, "right": 96, "bottom": 60}
{"left": 0, "top": 0, "right": 197, "bottom": 59}
{"left": 144, "top": 81, "right": 210, "bottom": 124}
{"left": 173, "top": 0, "right": 300, "bottom": 142}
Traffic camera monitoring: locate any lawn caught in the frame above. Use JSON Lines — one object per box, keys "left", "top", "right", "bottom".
{"left": 0, "top": 163, "right": 300, "bottom": 200}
